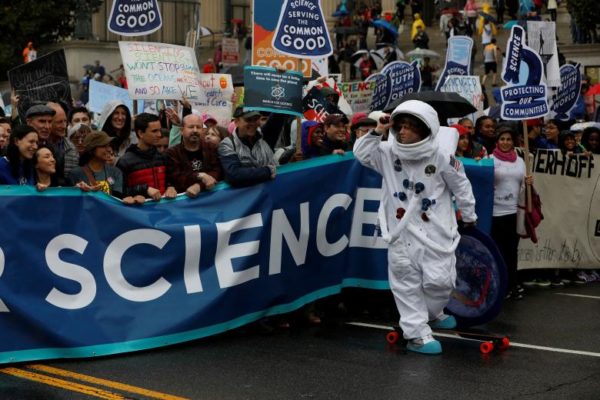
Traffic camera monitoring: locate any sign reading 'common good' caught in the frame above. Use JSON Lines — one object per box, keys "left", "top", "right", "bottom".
{"left": 272, "top": 0, "right": 333, "bottom": 59}
{"left": 108, "top": 0, "right": 163, "bottom": 36}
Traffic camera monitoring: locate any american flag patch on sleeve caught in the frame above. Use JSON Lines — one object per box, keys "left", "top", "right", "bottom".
{"left": 449, "top": 155, "right": 461, "bottom": 171}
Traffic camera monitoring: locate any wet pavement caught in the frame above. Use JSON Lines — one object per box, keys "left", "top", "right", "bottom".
{"left": 1, "top": 282, "right": 599, "bottom": 399}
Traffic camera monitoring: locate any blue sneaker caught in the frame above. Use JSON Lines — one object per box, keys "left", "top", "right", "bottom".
{"left": 429, "top": 315, "right": 457, "bottom": 330}
{"left": 407, "top": 336, "right": 442, "bottom": 355}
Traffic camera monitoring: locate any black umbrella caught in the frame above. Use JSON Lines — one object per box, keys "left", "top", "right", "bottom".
{"left": 384, "top": 91, "right": 477, "bottom": 122}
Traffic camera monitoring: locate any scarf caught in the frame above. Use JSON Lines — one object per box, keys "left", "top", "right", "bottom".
{"left": 493, "top": 145, "right": 517, "bottom": 162}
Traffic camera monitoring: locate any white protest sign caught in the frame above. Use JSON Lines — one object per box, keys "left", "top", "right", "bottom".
{"left": 526, "top": 21, "right": 561, "bottom": 88}
{"left": 222, "top": 38, "right": 239, "bottom": 66}
{"left": 190, "top": 74, "right": 234, "bottom": 128}
{"left": 119, "top": 41, "right": 204, "bottom": 101}
{"left": 88, "top": 80, "right": 133, "bottom": 114}
{"left": 338, "top": 81, "right": 376, "bottom": 114}
{"left": 439, "top": 75, "right": 483, "bottom": 114}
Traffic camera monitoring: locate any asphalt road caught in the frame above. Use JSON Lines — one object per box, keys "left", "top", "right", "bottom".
{"left": 1, "top": 282, "right": 599, "bottom": 400}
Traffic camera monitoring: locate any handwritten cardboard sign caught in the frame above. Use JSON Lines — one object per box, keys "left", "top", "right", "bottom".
{"left": 119, "top": 41, "right": 204, "bottom": 101}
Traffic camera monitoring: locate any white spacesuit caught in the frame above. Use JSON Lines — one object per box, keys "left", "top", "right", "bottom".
{"left": 354, "top": 100, "right": 477, "bottom": 354}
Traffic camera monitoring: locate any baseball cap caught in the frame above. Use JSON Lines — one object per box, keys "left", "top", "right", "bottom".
{"left": 233, "top": 106, "right": 261, "bottom": 119}
{"left": 323, "top": 113, "right": 349, "bottom": 126}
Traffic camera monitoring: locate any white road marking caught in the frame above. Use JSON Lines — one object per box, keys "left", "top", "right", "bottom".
{"left": 347, "top": 322, "right": 600, "bottom": 358}
{"left": 555, "top": 292, "right": 600, "bottom": 300}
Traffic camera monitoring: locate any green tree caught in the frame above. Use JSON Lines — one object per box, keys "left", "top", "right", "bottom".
{"left": 567, "top": 0, "right": 600, "bottom": 43}
{"left": 0, "top": 0, "right": 103, "bottom": 79}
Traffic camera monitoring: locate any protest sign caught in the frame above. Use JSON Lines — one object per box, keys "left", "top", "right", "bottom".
{"left": 0, "top": 155, "right": 497, "bottom": 364}
{"left": 440, "top": 75, "right": 483, "bottom": 123}
{"left": 272, "top": 0, "right": 333, "bottom": 59}
{"left": 526, "top": 21, "right": 561, "bottom": 88}
{"left": 88, "top": 80, "right": 133, "bottom": 114}
{"left": 338, "top": 81, "right": 376, "bottom": 114}
{"left": 365, "top": 73, "right": 391, "bottom": 112}
{"left": 119, "top": 41, "right": 204, "bottom": 101}
{"left": 311, "top": 57, "right": 329, "bottom": 77}
{"left": 302, "top": 86, "right": 342, "bottom": 122}
{"left": 108, "top": 0, "right": 162, "bottom": 36}
{"left": 7, "top": 50, "right": 72, "bottom": 117}
{"left": 244, "top": 66, "right": 303, "bottom": 117}
{"left": 500, "top": 25, "right": 548, "bottom": 120}
{"left": 435, "top": 36, "right": 474, "bottom": 91}
{"left": 222, "top": 38, "right": 240, "bottom": 67}
{"left": 379, "top": 61, "right": 422, "bottom": 107}
{"left": 550, "top": 64, "right": 581, "bottom": 120}
{"left": 188, "top": 74, "right": 234, "bottom": 128}
{"left": 253, "top": 0, "right": 312, "bottom": 77}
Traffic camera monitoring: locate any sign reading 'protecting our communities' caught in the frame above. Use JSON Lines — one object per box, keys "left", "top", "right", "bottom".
{"left": 119, "top": 41, "right": 204, "bottom": 101}
{"left": 500, "top": 25, "right": 549, "bottom": 120}
{"left": 108, "top": 0, "right": 163, "bottom": 36}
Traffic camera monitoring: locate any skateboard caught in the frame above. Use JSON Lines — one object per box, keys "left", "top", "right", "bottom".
{"left": 385, "top": 326, "right": 510, "bottom": 354}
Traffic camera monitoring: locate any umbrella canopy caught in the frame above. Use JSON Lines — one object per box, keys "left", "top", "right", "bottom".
{"left": 375, "top": 46, "right": 405, "bottom": 62}
{"left": 384, "top": 91, "right": 477, "bottom": 122}
{"left": 198, "top": 26, "right": 213, "bottom": 36}
{"left": 332, "top": 9, "right": 349, "bottom": 17}
{"left": 586, "top": 83, "right": 600, "bottom": 96}
{"left": 479, "top": 12, "right": 497, "bottom": 23}
{"left": 351, "top": 50, "right": 385, "bottom": 70}
{"left": 406, "top": 48, "right": 441, "bottom": 59}
{"left": 503, "top": 20, "right": 519, "bottom": 29}
{"left": 570, "top": 121, "right": 600, "bottom": 132}
{"left": 372, "top": 19, "right": 398, "bottom": 37}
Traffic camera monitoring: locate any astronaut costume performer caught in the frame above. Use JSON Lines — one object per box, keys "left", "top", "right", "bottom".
{"left": 354, "top": 100, "right": 477, "bottom": 354}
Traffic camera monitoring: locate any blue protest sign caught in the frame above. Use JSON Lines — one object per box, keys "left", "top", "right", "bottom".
{"left": 272, "top": 0, "right": 333, "bottom": 59}
{"left": 434, "top": 36, "right": 474, "bottom": 91}
{"left": 0, "top": 156, "right": 493, "bottom": 364}
{"left": 108, "top": 0, "right": 162, "bottom": 36}
{"left": 88, "top": 80, "right": 133, "bottom": 114}
{"left": 244, "top": 66, "right": 303, "bottom": 117}
{"left": 551, "top": 64, "right": 581, "bottom": 120}
{"left": 365, "top": 72, "right": 391, "bottom": 112}
{"left": 500, "top": 25, "right": 549, "bottom": 120}
{"left": 380, "top": 61, "right": 422, "bottom": 107}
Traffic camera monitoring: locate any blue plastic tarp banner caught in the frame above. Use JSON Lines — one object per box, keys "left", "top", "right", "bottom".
{"left": 0, "top": 155, "right": 492, "bottom": 364}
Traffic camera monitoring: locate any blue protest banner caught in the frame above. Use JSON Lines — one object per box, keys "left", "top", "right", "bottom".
{"left": 88, "top": 80, "right": 133, "bottom": 114}
{"left": 500, "top": 25, "right": 549, "bottom": 120}
{"left": 434, "top": 36, "right": 474, "bottom": 91}
{"left": 551, "top": 64, "right": 582, "bottom": 120}
{"left": 108, "top": 0, "right": 162, "bottom": 36}
{"left": 380, "top": 61, "right": 422, "bottom": 107}
{"left": 0, "top": 155, "right": 493, "bottom": 364}
{"left": 365, "top": 72, "right": 391, "bottom": 112}
{"left": 272, "top": 0, "right": 333, "bottom": 59}
{"left": 243, "top": 66, "right": 303, "bottom": 117}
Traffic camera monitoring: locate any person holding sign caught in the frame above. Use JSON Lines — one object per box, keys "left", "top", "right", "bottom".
{"left": 218, "top": 106, "right": 286, "bottom": 187}
{"left": 490, "top": 124, "right": 533, "bottom": 300}
{"left": 116, "top": 113, "right": 177, "bottom": 203}
{"left": 354, "top": 100, "right": 477, "bottom": 355}
{"left": 165, "top": 114, "right": 222, "bottom": 198}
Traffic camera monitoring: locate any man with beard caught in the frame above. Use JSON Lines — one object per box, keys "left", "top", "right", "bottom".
{"left": 165, "top": 114, "right": 222, "bottom": 198}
